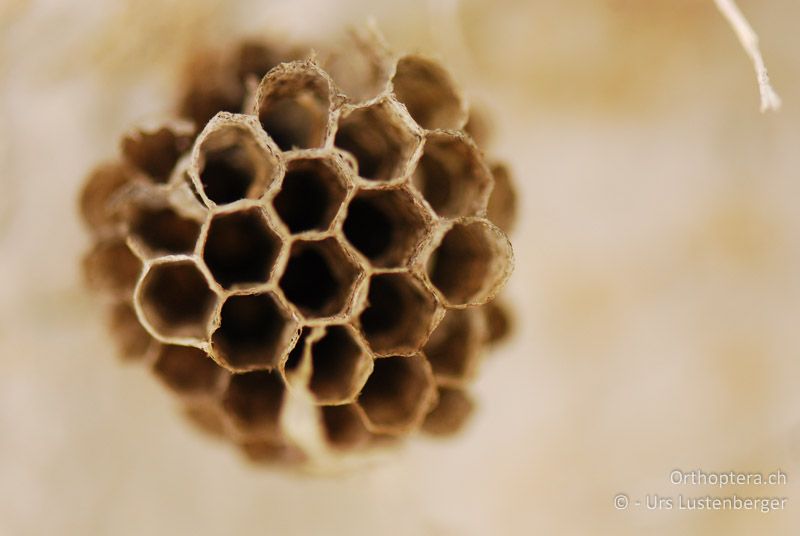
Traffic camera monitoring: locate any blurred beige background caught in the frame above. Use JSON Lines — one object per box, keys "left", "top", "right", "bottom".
{"left": 2, "top": 0, "right": 799, "bottom": 534}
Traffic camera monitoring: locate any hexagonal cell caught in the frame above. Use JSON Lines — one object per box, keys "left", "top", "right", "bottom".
{"left": 321, "top": 404, "right": 371, "bottom": 451}
{"left": 211, "top": 292, "right": 297, "bottom": 371}
{"left": 423, "top": 308, "right": 484, "bottom": 383}
{"left": 391, "top": 55, "right": 466, "bottom": 130}
{"left": 179, "top": 50, "right": 245, "bottom": 129}
{"left": 412, "top": 132, "right": 492, "bottom": 218}
{"left": 83, "top": 238, "right": 142, "bottom": 297}
{"left": 272, "top": 156, "right": 348, "bottom": 234}
{"left": 357, "top": 354, "right": 435, "bottom": 434}
{"left": 80, "top": 162, "right": 135, "bottom": 232}
{"left": 194, "top": 114, "right": 279, "bottom": 205}
{"left": 108, "top": 302, "right": 154, "bottom": 361}
{"left": 486, "top": 163, "right": 518, "bottom": 234}
{"left": 121, "top": 122, "right": 193, "bottom": 183}
{"left": 279, "top": 238, "right": 361, "bottom": 319}
{"left": 482, "top": 299, "right": 512, "bottom": 345}
{"left": 202, "top": 207, "right": 280, "bottom": 289}
{"left": 422, "top": 387, "right": 474, "bottom": 436}
{"left": 426, "top": 219, "right": 513, "bottom": 307}
{"left": 129, "top": 204, "right": 201, "bottom": 255}
{"left": 153, "top": 344, "right": 222, "bottom": 396}
{"left": 137, "top": 259, "right": 217, "bottom": 341}
{"left": 334, "top": 99, "right": 418, "bottom": 181}
{"left": 256, "top": 61, "right": 334, "bottom": 151}
{"left": 358, "top": 273, "right": 438, "bottom": 355}
{"left": 222, "top": 370, "right": 285, "bottom": 440}
{"left": 343, "top": 187, "right": 430, "bottom": 268}
{"left": 309, "top": 325, "right": 372, "bottom": 405}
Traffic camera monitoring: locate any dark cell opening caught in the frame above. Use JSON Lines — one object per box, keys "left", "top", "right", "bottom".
{"left": 212, "top": 293, "right": 289, "bottom": 369}
{"left": 343, "top": 196, "right": 393, "bottom": 260}
{"left": 122, "top": 127, "right": 189, "bottom": 183}
{"left": 322, "top": 405, "right": 370, "bottom": 450}
{"left": 153, "top": 345, "right": 221, "bottom": 395}
{"left": 428, "top": 222, "right": 502, "bottom": 305}
{"left": 334, "top": 104, "right": 413, "bottom": 181}
{"left": 200, "top": 145, "right": 257, "bottom": 204}
{"left": 202, "top": 208, "right": 279, "bottom": 289}
{"left": 279, "top": 239, "right": 358, "bottom": 318}
{"left": 358, "top": 355, "right": 431, "bottom": 431}
{"left": 140, "top": 261, "right": 216, "bottom": 339}
{"left": 359, "top": 273, "right": 436, "bottom": 354}
{"left": 423, "top": 309, "right": 476, "bottom": 380}
{"left": 392, "top": 56, "right": 464, "bottom": 130}
{"left": 360, "top": 275, "right": 404, "bottom": 337}
{"left": 223, "top": 370, "right": 285, "bottom": 436}
{"left": 131, "top": 206, "right": 200, "bottom": 254}
{"left": 260, "top": 97, "right": 325, "bottom": 151}
{"left": 342, "top": 189, "right": 427, "bottom": 268}
{"left": 412, "top": 134, "right": 489, "bottom": 218}
{"left": 310, "top": 326, "right": 364, "bottom": 402}
{"left": 273, "top": 159, "right": 345, "bottom": 233}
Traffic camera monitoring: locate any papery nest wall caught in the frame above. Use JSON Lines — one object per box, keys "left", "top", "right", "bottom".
{"left": 79, "top": 28, "right": 517, "bottom": 469}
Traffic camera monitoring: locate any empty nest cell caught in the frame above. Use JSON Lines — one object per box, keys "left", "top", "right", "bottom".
{"left": 137, "top": 259, "right": 217, "bottom": 340}
{"left": 427, "top": 220, "right": 512, "bottom": 307}
{"left": 358, "top": 272, "right": 438, "bottom": 355}
{"left": 422, "top": 387, "right": 474, "bottom": 436}
{"left": 391, "top": 55, "right": 465, "bottom": 130}
{"left": 413, "top": 132, "right": 491, "bottom": 218}
{"left": 121, "top": 123, "right": 193, "bottom": 183}
{"left": 129, "top": 204, "right": 201, "bottom": 255}
{"left": 322, "top": 404, "right": 371, "bottom": 451}
{"left": 153, "top": 345, "right": 222, "bottom": 396}
{"left": 83, "top": 238, "right": 142, "bottom": 297}
{"left": 222, "top": 370, "right": 285, "bottom": 440}
{"left": 202, "top": 207, "right": 280, "bottom": 289}
{"left": 423, "top": 308, "right": 484, "bottom": 383}
{"left": 211, "top": 292, "right": 297, "bottom": 371}
{"left": 279, "top": 238, "right": 361, "bottom": 319}
{"left": 334, "top": 99, "right": 418, "bottom": 181}
{"left": 308, "top": 325, "right": 371, "bottom": 404}
{"left": 195, "top": 117, "right": 278, "bottom": 204}
{"left": 256, "top": 62, "right": 333, "bottom": 151}
{"left": 272, "top": 156, "right": 348, "bottom": 234}
{"left": 343, "top": 187, "right": 429, "bottom": 268}
{"left": 357, "top": 354, "right": 435, "bottom": 434}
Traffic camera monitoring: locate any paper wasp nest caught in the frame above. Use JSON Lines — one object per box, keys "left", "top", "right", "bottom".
{"left": 80, "top": 30, "right": 516, "bottom": 468}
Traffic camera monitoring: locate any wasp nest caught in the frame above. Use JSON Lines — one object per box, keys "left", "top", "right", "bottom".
{"left": 80, "top": 30, "right": 516, "bottom": 468}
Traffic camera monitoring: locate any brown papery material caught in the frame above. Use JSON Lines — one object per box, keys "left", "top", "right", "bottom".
{"left": 79, "top": 31, "right": 515, "bottom": 470}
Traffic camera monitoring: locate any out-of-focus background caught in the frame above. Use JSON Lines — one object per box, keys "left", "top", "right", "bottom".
{"left": 2, "top": 0, "right": 799, "bottom": 534}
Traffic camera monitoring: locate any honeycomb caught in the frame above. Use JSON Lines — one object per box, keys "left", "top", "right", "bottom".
{"left": 79, "top": 30, "right": 516, "bottom": 468}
